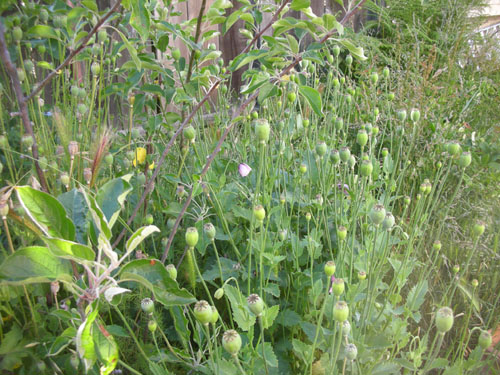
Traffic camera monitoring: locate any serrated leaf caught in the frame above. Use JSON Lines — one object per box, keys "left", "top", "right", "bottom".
{"left": 371, "top": 362, "right": 401, "bottom": 375}
{"left": 406, "top": 280, "right": 428, "bottom": 312}
{"left": 223, "top": 284, "right": 256, "bottom": 331}
{"left": 262, "top": 305, "right": 279, "bottom": 329}
{"left": 276, "top": 309, "right": 302, "bottom": 327}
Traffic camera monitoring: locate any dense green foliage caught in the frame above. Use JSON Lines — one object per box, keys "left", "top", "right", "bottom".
{"left": 0, "top": 0, "right": 498, "bottom": 374}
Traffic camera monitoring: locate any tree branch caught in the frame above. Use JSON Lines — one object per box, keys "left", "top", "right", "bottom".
{"left": 0, "top": 21, "right": 49, "bottom": 192}
{"left": 185, "top": 0, "right": 207, "bottom": 84}
{"left": 25, "top": 0, "right": 122, "bottom": 103}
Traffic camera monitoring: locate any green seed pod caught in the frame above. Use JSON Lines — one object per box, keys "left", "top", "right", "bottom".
{"left": 447, "top": 141, "right": 461, "bottom": 156}
{"left": 337, "top": 226, "right": 347, "bottom": 241}
{"left": 183, "top": 125, "right": 196, "bottom": 142}
{"left": 210, "top": 306, "right": 219, "bottom": 324}
{"left": 299, "top": 163, "right": 307, "bottom": 174}
{"left": 396, "top": 109, "right": 407, "bottom": 122}
{"left": 316, "top": 141, "right": 327, "bottom": 158}
{"left": 332, "top": 78, "right": 340, "bottom": 88}
{"left": 345, "top": 55, "right": 353, "bottom": 66}
{"left": 287, "top": 92, "right": 296, "bottom": 103}
{"left": 303, "top": 119, "right": 310, "bottom": 128}
{"left": 332, "top": 45, "right": 340, "bottom": 57}
{"left": 166, "top": 264, "right": 177, "bottom": 280}
{"left": 330, "top": 149, "right": 340, "bottom": 165}
{"left": 357, "top": 129, "right": 368, "bottom": 147}
{"left": 253, "top": 205, "right": 266, "bottom": 222}
{"left": 145, "top": 214, "right": 153, "bottom": 225}
{"left": 24, "top": 60, "right": 34, "bottom": 74}
{"left": 333, "top": 301, "right": 349, "bottom": 322}
{"left": 339, "top": 147, "right": 351, "bottom": 163}
{"left": 435, "top": 307, "right": 454, "bottom": 333}
{"left": 387, "top": 92, "right": 395, "bottom": 101}
{"left": 104, "top": 153, "right": 113, "bottom": 166}
{"left": 370, "top": 72, "right": 379, "bottom": 85}
{"left": 194, "top": 300, "right": 213, "bottom": 325}
{"left": 382, "top": 148, "right": 389, "bottom": 157}
{"left": 185, "top": 227, "right": 199, "bottom": 248}
{"left": 404, "top": 196, "right": 411, "bottom": 206}
{"left": 324, "top": 261, "right": 336, "bottom": 277}
{"left": 340, "top": 76, "right": 346, "bottom": 85}
{"left": 247, "top": 294, "right": 264, "bottom": 316}
{"left": 342, "top": 320, "right": 351, "bottom": 336}
{"left": 358, "top": 271, "right": 366, "bottom": 281}
{"left": 214, "top": 288, "right": 224, "bottom": 300}
{"left": 433, "top": 241, "right": 442, "bottom": 251}
{"left": 40, "top": 8, "right": 49, "bottom": 23}
{"left": 453, "top": 264, "right": 460, "bottom": 274}
{"left": 478, "top": 330, "right": 492, "bottom": 350}
{"left": 305, "top": 212, "right": 312, "bottom": 221}
{"left": 172, "top": 48, "right": 181, "bottom": 61}
{"left": 12, "top": 26, "right": 23, "bottom": 42}
{"left": 60, "top": 172, "right": 70, "bottom": 186}
{"left": 471, "top": 279, "right": 479, "bottom": 288}
{"left": 345, "top": 94, "right": 352, "bottom": 104}
{"left": 360, "top": 159, "right": 373, "bottom": 177}
{"left": 91, "top": 62, "right": 100, "bottom": 76}
{"left": 278, "top": 229, "right": 287, "bottom": 242}
{"left": 222, "top": 330, "right": 242, "bottom": 355}
{"left": 347, "top": 155, "right": 356, "bottom": 168}
{"left": 255, "top": 119, "right": 270, "bottom": 143}
{"left": 369, "top": 204, "right": 386, "bottom": 226}
{"left": 327, "top": 53, "right": 334, "bottom": 64}
{"left": 137, "top": 173, "right": 146, "bottom": 185}
{"left": 364, "top": 123, "right": 373, "bottom": 134}
{"left": 458, "top": 151, "right": 471, "bottom": 168}
{"left": 345, "top": 343, "right": 358, "bottom": 360}
{"left": 37, "top": 44, "right": 46, "bottom": 54}
{"left": 334, "top": 117, "right": 343, "bottom": 131}
{"left": 472, "top": 221, "right": 485, "bottom": 238}
{"left": 382, "top": 212, "right": 395, "bottom": 230}
{"left": 148, "top": 320, "right": 157, "bottom": 333}
{"left": 332, "top": 278, "right": 345, "bottom": 296}
{"left": 141, "top": 298, "right": 154, "bottom": 314}
{"left": 0, "top": 203, "right": 9, "bottom": 218}
{"left": 382, "top": 67, "right": 390, "bottom": 79}
{"left": 204, "top": 223, "right": 216, "bottom": 240}
{"left": 77, "top": 103, "right": 88, "bottom": 115}
{"left": 98, "top": 29, "right": 108, "bottom": 44}
{"left": 410, "top": 109, "right": 420, "bottom": 123}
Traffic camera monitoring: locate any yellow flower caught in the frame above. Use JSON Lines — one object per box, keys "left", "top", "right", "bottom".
{"left": 149, "top": 161, "right": 155, "bottom": 170}
{"left": 133, "top": 147, "right": 146, "bottom": 166}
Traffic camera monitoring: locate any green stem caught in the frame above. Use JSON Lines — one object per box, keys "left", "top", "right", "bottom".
{"left": 259, "top": 316, "right": 269, "bottom": 375}
{"left": 113, "top": 306, "right": 150, "bottom": 363}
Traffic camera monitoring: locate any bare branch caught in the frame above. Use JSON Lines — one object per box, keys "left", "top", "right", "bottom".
{"left": 0, "top": 21, "right": 49, "bottom": 192}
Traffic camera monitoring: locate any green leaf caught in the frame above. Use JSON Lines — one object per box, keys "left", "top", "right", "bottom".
{"left": 93, "top": 324, "right": 119, "bottom": 375}
{"left": 48, "top": 327, "right": 77, "bottom": 356}
{"left": 119, "top": 260, "right": 196, "bottom": 307}
{"left": 406, "top": 279, "right": 428, "bottom": 312}
{"left": 286, "top": 34, "right": 299, "bottom": 54}
{"left": 291, "top": 0, "right": 310, "bottom": 11}
{"left": 81, "top": 0, "right": 98, "bottom": 12}
{"left": 85, "top": 193, "right": 112, "bottom": 241}
{"left": 258, "top": 82, "right": 279, "bottom": 103}
{"left": 27, "top": 25, "right": 60, "bottom": 40}
{"left": 116, "top": 29, "right": 141, "bottom": 70}
{"left": 223, "top": 284, "right": 256, "bottom": 331}
{"left": 58, "top": 189, "right": 88, "bottom": 244}
{"left": 255, "top": 342, "right": 278, "bottom": 368}
{"left": 457, "top": 279, "right": 480, "bottom": 312}
{"left": 276, "top": 309, "right": 302, "bottom": 327}
{"left": 17, "top": 186, "right": 75, "bottom": 241}
{"left": 96, "top": 175, "right": 133, "bottom": 229}
{"left": 43, "top": 237, "right": 95, "bottom": 262}
{"left": 340, "top": 39, "right": 367, "bottom": 61}
{"left": 76, "top": 308, "right": 98, "bottom": 371}
{"left": 229, "top": 49, "right": 269, "bottom": 72}
{"left": 262, "top": 305, "right": 279, "bottom": 329}
{"left": 371, "top": 362, "right": 401, "bottom": 375}
{"left": 0, "top": 247, "right": 72, "bottom": 285}
{"left": 299, "top": 86, "right": 323, "bottom": 116}
{"left": 125, "top": 225, "right": 160, "bottom": 257}
{"left": 292, "top": 339, "right": 312, "bottom": 364}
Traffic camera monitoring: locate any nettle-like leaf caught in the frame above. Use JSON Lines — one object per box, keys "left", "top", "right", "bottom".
{"left": 119, "top": 260, "right": 196, "bottom": 307}
{"left": 0, "top": 247, "right": 72, "bottom": 285}
{"left": 223, "top": 284, "right": 256, "bottom": 331}
{"left": 16, "top": 186, "right": 76, "bottom": 241}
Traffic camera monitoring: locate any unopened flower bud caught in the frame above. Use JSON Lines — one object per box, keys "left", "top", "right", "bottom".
{"left": 410, "top": 109, "right": 420, "bottom": 123}
{"left": 478, "top": 330, "right": 492, "bottom": 350}
{"left": 214, "top": 288, "right": 224, "bottom": 300}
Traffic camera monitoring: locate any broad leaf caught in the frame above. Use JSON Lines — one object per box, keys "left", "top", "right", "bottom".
{"left": 96, "top": 175, "right": 133, "bottom": 229}
{"left": 0, "top": 247, "right": 72, "bottom": 285}
{"left": 76, "top": 308, "right": 99, "bottom": 371}
{"left": 125, "top": 225, "right": 160, "bottom": 257}
{"left": 291, "top": 0, "right": 310, "bottom": 11}
{"left": 58, "top": 188, "right": 88, "bottom": 244}
{"left": 43, "top": 237, "right": 95, "bottom": 263}
{"left": 299, "top": 85, "right": 323, "bottom": 116}
{"left": 17, "top": 186, "right": 75, "bottom": 241}
{"left": 93, "top": 324, "right": 119, "bottom": 375}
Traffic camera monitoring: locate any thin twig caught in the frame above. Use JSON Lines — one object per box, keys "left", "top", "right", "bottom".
{"left": 112, "top": 80, "right": 222, "bottom": 249}
{"left": 25, "top": 0, "right": 122, "bottom": 102}
{"left": 160, "top": 1, "right": 368, "bottom": 263}
{"left": 240, "top": 0, "right": 292, "bottom": 55}
{"left": 0, "top": 22, "right": 49, "bottom": 192}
